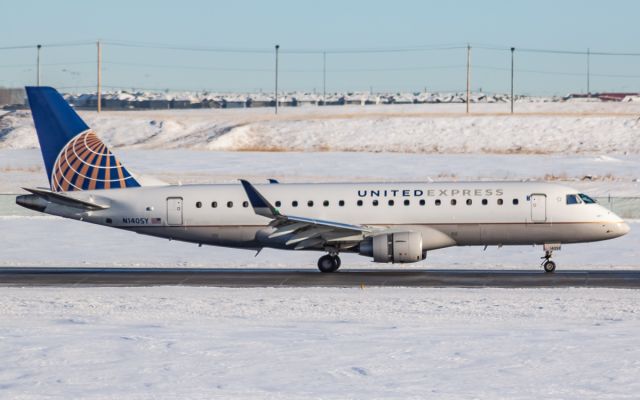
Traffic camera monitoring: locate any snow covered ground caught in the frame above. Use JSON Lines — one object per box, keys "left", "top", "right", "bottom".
{"left": 1, "top": 286, "right": 640, "bottom": 399}
{"left": 2, "top": 102, "right": 640, "bottom": 399}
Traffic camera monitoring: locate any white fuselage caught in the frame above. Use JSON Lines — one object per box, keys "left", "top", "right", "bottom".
{"left": 34, "top": 181, "right": 629, "bottom": 257}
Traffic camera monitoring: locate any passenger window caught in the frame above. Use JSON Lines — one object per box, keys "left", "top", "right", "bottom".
{"left": 497, "top": 199, "right": 503, "bottom": 205}
{"left": 292, "top": 201, "right": 298, "bottom": 207}
{"left": 419, "top": 199, "right": 425, "bottom": 206}
{"left": 482, "top": 199, "right": 488, "bottom": 205}
{"left": 372, "top": 200, "right": 379, "bottom": 206}
{"left": 513, "top": 198, "right": 519, "bottom": 205}
{"left": 339, "top": 200, "right": 345, "bottom": 206}
{"left": 404, "top": 199, "right": 410, "bottom": 206}
{"left": 388, "top": 199, "right": 395, "bottom": 206}
{"left": 307, "top": 200, "right": 314, "bottom": 207}
{"left": 466, "top": 199, "right": 472, "bottom": 206}
{"left": 275, "top": 201, "right": 281, "bottom": 207}
{"left": 435, "top": 199, "right": 441, "bottom": 206}
{"left": 323, "top": 200, "right": 329, "bottom": 207}
{"left": 227, "top": 201, "right": 233, "bottom": 208}
{"left": 451, "top": 199, "right": 457, "bottom": 206}
{"left": 196, "top": 201, "right": 202, "bottom": 208}
{"left": 211, "top": 201, "right": 217, "bottom": 208}
{"left": 242, "top": 201, "right": 249, "bottom": 208}
{"left": 357, "top": 200, "right": 363, "bottom": 206}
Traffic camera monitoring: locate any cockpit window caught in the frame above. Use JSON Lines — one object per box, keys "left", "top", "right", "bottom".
{"left": 566, "top": 194, "right": 581, "bottom": 205}
{"left": 578, "top": 193, "right": 597, "bottom": 204}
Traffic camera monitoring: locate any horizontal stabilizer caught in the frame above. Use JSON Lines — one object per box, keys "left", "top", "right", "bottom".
{"left": 22, "top": 187, "right": 109, "bottom": 211}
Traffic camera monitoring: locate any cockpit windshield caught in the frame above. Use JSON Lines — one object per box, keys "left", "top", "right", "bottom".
{"left": 578, "top": 193, "right": 597, "bottom": 204}
{"left": 567, "top": 193, "right": 597, "bottom": 205}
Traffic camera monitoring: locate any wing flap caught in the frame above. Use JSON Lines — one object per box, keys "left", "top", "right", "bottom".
{"left": 239, "top": 179, "right": 370, "bottom": 249}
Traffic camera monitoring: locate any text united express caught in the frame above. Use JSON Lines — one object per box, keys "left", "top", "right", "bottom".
{"left": 357, "top": 189, "right": 505, "bottom": 198}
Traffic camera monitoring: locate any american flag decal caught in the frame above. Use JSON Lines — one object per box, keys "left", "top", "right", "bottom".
{"left": 151, "top": 218, "right": 162, "bottom": 224}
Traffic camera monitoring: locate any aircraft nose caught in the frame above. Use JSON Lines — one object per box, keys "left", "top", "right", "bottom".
{"left": 607, "top": 221, "right": 630, "bottom": 237}
{"left": 617, "top": 221, "right": 631, "bottom": 236}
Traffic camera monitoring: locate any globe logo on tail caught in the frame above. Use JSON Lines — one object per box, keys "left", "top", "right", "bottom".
{"left": 50, "top": 130, "right": 140, "bottom": 192}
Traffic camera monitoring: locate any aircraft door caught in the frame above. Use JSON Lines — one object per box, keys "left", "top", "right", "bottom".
{"left": 167, "top": 197, "right": 183, "bottom": 225}
{"left": 530, "top": 194, "right": 546, "bottom": 223}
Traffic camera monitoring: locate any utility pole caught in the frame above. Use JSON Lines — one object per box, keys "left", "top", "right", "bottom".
{"left": 587, "top": 48, "right": 591, "bottom": 97}
{"left": 322, "top": 51, "right": 326, "bottom": 106}
{"left": 275, "top": 44, "right": 280, "bottom": 114}
{"left": 97, "top": 40, "right": 102, "bottom": 113}
{"left": 466, "top": 44, "right": 471, "bottom": 114}
{"left": 36, "top": 44, "right": 42, "bottom": 86}
{"left": 510, "top": 47, "right": 515, "bottom": 114}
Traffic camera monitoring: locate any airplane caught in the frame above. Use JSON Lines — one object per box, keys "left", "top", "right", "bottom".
{"left": 16, "top": 86, "right": 630, "bottom": 273}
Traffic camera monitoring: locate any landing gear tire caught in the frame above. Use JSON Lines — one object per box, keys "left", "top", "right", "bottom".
{"left": 543, "top": 260, "right": 556, "bottom": 273}
{"left": 318, "top": 254, "right": 341, "bottom": 273}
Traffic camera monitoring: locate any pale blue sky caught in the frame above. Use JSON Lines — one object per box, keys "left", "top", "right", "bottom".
{"left": 2, "top": 0, "right": 639, "bottom": 94}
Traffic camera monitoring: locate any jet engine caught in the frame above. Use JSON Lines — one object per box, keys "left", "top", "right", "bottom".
{"left": 359, "top": 232, "right": 426, "bottom": 263}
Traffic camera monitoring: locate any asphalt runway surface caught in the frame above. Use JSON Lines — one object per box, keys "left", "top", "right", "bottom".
{"left": 0, "top": 267, "right": 639, "bottom": 288}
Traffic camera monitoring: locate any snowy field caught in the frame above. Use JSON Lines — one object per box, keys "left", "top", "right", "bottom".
{"left": 2, "top": 102, "right": 640, "bottom": 154}
{"left": 2, "top": 102, "right": 640, "bottom": 399}
{"left": 1, "top": 286, "right": 640, "bottom": 399}
{"left": 1, "top": 149, "right": 639, "bottom": 196}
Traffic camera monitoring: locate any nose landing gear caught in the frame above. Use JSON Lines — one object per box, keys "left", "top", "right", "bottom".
{"left": 541, "top": 250, "right": 556, "bottom": 273}
{"left": 318, "top": 254, "right": 341, "bottom": 273}
{"left": 541, "top": 244, "right": 561, "bottom": 273}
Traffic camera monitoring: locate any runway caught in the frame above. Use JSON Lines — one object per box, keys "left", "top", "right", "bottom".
{"left": 0, "top": 267, "right": 639, "bottom": 288}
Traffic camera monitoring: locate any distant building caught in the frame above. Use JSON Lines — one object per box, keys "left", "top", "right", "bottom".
{"left": 0, "top": 87, "right": 26, "bottom": 108}
{"left": 564, "top": 92, "right": 640, "bottom": 102}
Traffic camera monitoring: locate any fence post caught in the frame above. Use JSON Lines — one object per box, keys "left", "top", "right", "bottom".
{"left": 97, "top": 40, "right": 102, "bottom": 113}
{"left": 322, "top": 51, "right": 326, "bottom": 106}
{"left": 275, "top": 44, "right": 280, "bottom": 114}
{"left": 466, "top": 44, "right": 471, "bottom": 113}
{"left": 587, "top": 48, "right": 591, "bottom": 97}
{"left": 36, "top": 44, "right": 42, "bottom": 86}
{"left": 510, "top": 47, "right": 515, "bottom": 114}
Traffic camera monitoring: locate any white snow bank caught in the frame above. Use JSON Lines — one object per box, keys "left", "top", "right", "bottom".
{"left": 2, "top": 102, "right": 640, "bottom": 154}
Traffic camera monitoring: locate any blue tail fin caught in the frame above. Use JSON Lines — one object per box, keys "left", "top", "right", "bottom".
{"left": 26, "top": 86, "right": 141, "bottom": 192}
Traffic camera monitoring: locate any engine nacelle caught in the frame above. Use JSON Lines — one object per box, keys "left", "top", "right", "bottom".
{"left": 359, "top": 232, "right": 426, "bottom": 263}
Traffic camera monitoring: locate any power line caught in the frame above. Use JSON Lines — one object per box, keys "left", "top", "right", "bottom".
{"left": 0, "top": 61, "right": 94, "bottom": 69}
{"left": 104, "top": 61, "right": 273, "bottom": 72}
{"left": 3, "top": 40, "right": 640, "bottom": 57}
{"left": 103, "top": 40, "right": 273, "bottom": 54}
{"left": 474, "top": 44, "right": 640, "bottom": 57}
{"left": 0, "top": 41, "right": 94, "bottom": 51}
{"left": 103, "top": 60, "right": 468, "bottom": 73}
{"left": 475, "top": 65, "right": 640, "bottom": 79}
{"left": 102, "top": 39, "right": 470, "bottom": 54}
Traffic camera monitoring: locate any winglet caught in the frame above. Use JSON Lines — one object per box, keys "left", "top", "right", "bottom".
{"left": 239, "top": 179, "right": 280, "bottom": 219}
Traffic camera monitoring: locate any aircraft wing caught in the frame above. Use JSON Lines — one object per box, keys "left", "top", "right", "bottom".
{"left": 239, "top": 179, "right": 370, "bottom": 250}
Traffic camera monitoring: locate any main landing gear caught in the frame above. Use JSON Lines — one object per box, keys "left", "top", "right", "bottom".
{"left": 541, "top": 250, "right": 556, "bottom": 273}
{"left": 318, "top": 254, "right": 341, "bottom": 273}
